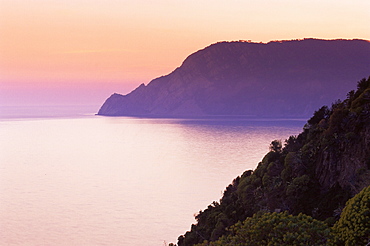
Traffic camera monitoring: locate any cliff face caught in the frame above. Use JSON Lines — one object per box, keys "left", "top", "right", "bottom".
{"left": 177, "top": 77, "right": 370, "bottom": 246}
{"left": 313, "top": 86, "right": 370, "bottom": 194}
{"left": 98, "top": 39, "right": 370, "bottom": 118}
{"left": 316, "top": 126, "right": 370, "bottom": 193}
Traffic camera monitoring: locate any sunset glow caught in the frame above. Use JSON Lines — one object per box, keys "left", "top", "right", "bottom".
{"left": 1, "top": 0, "right": 369, "bottom": 106}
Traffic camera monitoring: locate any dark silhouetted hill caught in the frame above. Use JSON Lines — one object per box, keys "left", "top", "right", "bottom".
{"left": 98, "top": 39, "right": 370, "bottom": 118}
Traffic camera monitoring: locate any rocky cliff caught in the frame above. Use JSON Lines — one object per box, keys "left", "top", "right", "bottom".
{"left": 98, "top": 38, "right": 370, "bottom": 118}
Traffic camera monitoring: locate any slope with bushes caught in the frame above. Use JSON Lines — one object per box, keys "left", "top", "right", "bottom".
{"left": 193, "top": 186, "right": 369, "bottom": 246}
{"left": 176, "top": 77, "right": 370, "bottom": 245}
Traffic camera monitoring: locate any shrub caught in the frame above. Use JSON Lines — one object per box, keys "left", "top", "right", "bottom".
{"left": 329, "top": 186, "right": 370, "bottom": 246}
{"left": 197, "top": 212, "right": 330, "bottom": 246}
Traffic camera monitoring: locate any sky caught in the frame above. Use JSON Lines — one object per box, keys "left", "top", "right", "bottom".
{"left": 0, "top": 0, "right": 369, "bottom": 107}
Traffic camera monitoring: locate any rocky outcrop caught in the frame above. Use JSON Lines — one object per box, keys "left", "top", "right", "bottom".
{"left": 98, "top": 38, "right": 370, "bottom": 118}
{"left": 315, "top": 127, "right": 369, "bottom": 193}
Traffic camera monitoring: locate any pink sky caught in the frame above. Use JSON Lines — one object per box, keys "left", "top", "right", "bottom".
{"left": 1, "top": 0, "right": 369, "bottom": 106}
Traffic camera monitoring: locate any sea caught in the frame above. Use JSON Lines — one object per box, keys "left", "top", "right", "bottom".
{"left": 0, "top": 105, "right": 305, "bottom": 245}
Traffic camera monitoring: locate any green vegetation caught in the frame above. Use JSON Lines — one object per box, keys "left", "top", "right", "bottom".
{"left": 175, "top": 77, "right": 370, "bottom": 246}
{"left": 329, "top": 186, "right": 370, "bottom": 245}
{"left": 194, "top": 186, "right": 370, "bottom": 246}
{"left": 196, "top": 212, "right": 330, "bottom": 246}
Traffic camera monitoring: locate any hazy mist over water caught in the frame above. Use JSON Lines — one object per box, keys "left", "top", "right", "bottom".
{"left": 0, "top": 108, "right": 304, "bottom": 245}
{"left": 0, "top": 105, "right": 100, "bottom": 120}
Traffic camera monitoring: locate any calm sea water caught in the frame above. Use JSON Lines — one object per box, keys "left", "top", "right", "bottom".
{"left": 0, "top": 106, "right": 304, "bottom": 245}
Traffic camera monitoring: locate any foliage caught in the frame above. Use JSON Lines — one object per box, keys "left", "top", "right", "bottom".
{"left": 195, "top": 212, "right": 330, "bottom": 246}
{"left": 269, "top": 140, "right": 282, "bottom": 153}
{"left": 177, "top": 77, "right": 370, "bottom": 246}
{"left": 329, "top": 186, "right": 370, "bottom": 246}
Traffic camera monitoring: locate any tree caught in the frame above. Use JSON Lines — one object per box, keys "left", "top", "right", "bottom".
{"left": 329, "top": 186, "right": 370, "bottom": 246}
{"left": 197, "top": 212, "right": 330, "bottom": 246}
{"left": 269, "top": 140, "right": 282, "bottom": 153}
{"left": 307, "top": 106, "right": 330, "bottom": 126}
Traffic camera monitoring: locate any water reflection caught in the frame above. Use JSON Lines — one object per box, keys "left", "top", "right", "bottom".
{"left": 0, "top": 116, "right": 303, "bottom": 245}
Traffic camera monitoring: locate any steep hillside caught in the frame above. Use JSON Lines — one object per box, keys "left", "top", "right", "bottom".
{"left": 98, "top": 39, "right": 370, "bottom": 118}
{"left": 176, "top": 77, "right": 370, "bottom": 245}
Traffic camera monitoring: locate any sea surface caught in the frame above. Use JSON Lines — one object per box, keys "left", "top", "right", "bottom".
{"left": 0, "top": 105, "right": 305, "bottom": 245}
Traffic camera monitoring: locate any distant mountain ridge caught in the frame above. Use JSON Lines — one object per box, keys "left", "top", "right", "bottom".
{"left": 98, "top": 38, "right": 370, "bottom": 118}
